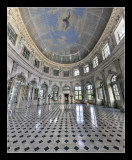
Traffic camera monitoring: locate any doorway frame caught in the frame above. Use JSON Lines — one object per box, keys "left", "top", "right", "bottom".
{"left": 64, "top": 93, "right": 69, "bottom": 104}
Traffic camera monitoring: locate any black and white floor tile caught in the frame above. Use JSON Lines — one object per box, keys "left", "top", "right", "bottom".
{"left": 7, "top": 104, "right": 125, "bottom": 153}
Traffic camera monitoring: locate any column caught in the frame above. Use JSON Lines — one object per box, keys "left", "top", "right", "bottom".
{"left": 48, "top": 80, "right": 52, "bottom": 104}
{"left": 38, "top": 77, "right": 41, "bottom": 98}
{"left": 80, "top": 80, "right": 85, "bottom": 103}
{"left": 27, "top": 84, "right": 32, "bottom": 106}
{"left": 38, "top": 77, "right": 42, "bottom": 105}
{"left": 70, "top": 81, "right": 74, "bottom": 103}
{"left": 100, "top": 70, "right": 111, "bottom": 107}
{"left": 88, "top": 60, "right": 93, "bottom": 72}
{"left": 27, "top": 71, "right": 31, "bottom": 84}
{"left": 111, "top": 32, "right": 117, "bottom": 48}
{"left": 91, "top": 76, "right": 96, "bottom": 105}
{"left": 16, "top": 85, "right": 23, "bottom": 109}
{"left": 50, "top": 68, "right": 53, "bottom": 76}
{"left": 11, "top": 61, "right": 18, "bottom": 77}
{"left": 32, "top": 87, "right": 35, "bottom": 101}
{"left": 59, "top": 68, "right": 63, "bottom": 77}
{"left": 79, "top": 65, "right": 83, "bottom": 76}
{"left": 59, "top": 82, "right": 62, "bottom": 103}
{"left": 98, "top": 50, "right": 103, "bottom": 64}
{"left": 101, "top": 82, "right": 107, "bottom": 107}
{"left": 7, "top": 77, "right": 17, "bottom": 112}
{"left": 108, "top": 34, "right": 115, "bottom": 53}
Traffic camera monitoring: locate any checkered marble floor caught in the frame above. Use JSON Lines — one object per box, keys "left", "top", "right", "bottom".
{"left": 7, "top": 104, "right": 125, "bottom": 153}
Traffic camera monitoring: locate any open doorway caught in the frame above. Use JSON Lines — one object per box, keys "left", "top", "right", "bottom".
{"left": 64, "top": 94, "right": 69, "bottom": 104}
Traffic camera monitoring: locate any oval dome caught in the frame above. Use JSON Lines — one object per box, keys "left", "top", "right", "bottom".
{"left": 19, "top": 7, "right": 113, "bottom": 64}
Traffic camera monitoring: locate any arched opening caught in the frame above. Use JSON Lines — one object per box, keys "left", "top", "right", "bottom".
{"left": 39, "top": 83, "right": 48, "bottom": 104}
{"left": 63, "top": 85, "right": 70, "bottom": 104}
{"left": 28, "top": 80, "right": 39, "bottom": 106}
{"left": 51, "top": 85, "right": 59, "bottom": 103}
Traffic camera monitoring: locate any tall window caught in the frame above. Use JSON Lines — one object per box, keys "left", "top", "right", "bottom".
{"left": 84, "top": 64, "right": 89, "bottom": 73}
{"left": 44, "top": 66, "right": 49, "bottom": 73}
{"left": 34, "top": 59, "right": 40, "bottom": 68}
{"left": 75, "top": 86, "right": 82, "bottom": 100}
{"left": 74, "top": 69, "right": 80, "bottom": 76}
{"left": 86, "top": 84, "right": 93, "bottom": 100}
{"left": 111, "top": 75, "right": 120, "bottom": 100}
{"left": 102, "top": 43, "right": 110, "bottom": 60}
{"left": 93, "top": 56, "right": 98, "bottom": 68}
{"left": 22, "top": 47, "right": 30, "bottom": 60}
{"left": 54, "top": 69, "right": 59, "bottom": 76}
{"left": 7, "top": 23, "right": 17, "bottom": 45}
{"left": 114, "top": 18, "right": 125, "bottom": 45}
{"left": 97, "top": 88, "right": 103, "bottom": 100}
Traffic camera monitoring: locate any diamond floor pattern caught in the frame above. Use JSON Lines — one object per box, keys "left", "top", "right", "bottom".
{"left": 7, "top": 104, "right": 125, "bottom": 153}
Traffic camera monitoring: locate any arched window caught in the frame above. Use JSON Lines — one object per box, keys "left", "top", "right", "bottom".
{"left": 86, "top": 84, "right": 93, "bottom": 100}
{"left": 111, "top": 75, "right": 120, "bottom": 100}
{"left": 75, "top": 86, "right": 82, "bottom": 100}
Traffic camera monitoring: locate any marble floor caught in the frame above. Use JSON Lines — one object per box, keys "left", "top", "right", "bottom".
{"left": 7, "top": 104, "right": 125, "bottom": 153}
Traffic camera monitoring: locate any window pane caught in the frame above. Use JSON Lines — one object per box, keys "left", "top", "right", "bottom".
{"left": 78, "top": 91, "right": 81, "bottom": 94}
{"left": 79, "top": 96, "right": 82, "bottom": 100}
{"left": 75, "top": 96, "right": 78, "bottom": 99}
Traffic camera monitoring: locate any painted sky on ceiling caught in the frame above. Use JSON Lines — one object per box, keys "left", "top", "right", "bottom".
{"left": 19, "top": 7, "right": 113, "bottom": 63}
{"left": 28, "top": 8, "right": 103, "bottom": 55}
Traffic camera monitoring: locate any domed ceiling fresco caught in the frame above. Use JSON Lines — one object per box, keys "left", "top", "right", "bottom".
{"left": 19, "top": 7, "right": 113, "bottom": 64}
